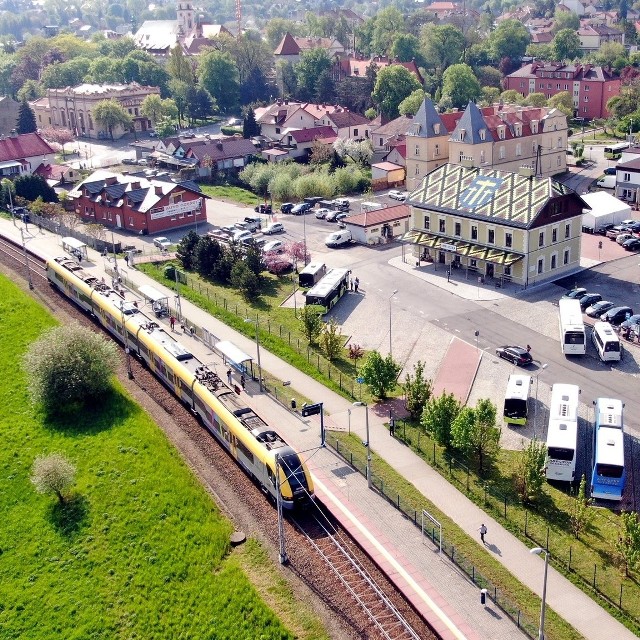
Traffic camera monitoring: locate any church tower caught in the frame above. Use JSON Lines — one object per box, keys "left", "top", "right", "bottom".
{"left": 176, "top": 1, "right": 194, "bottom": 36}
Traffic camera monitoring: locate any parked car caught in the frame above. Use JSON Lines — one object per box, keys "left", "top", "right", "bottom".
{"left": 291, "top": 203, "right": 310, "bottom": 215}
{"left": 388, "top": 189, "right": 408, "bottom": 201}
{"left": 241, "top": 236, "right": 266, "bottom": 249}
{"left": 153, "top": 236, "right": 172, "bottom": 250}
{"left": 280, "top": 202, "right": 294, "bottom": 214}
{"left": 263, "top": 222, "right": 285, "bottom": 235}
{"left": 616, "top": 233, "right": 635, "bottom": 245}
{"left": 597, "top": 223, "right": 615, "bottom": 235}
{"left": 315, "top": 208, "right": 331, "bottom": 219}
{"left": 578, "top": 292, "right": 602, "bottom": 310}
{"left": 148, "top": 130, "right": 157, "bottom": 138}
{"left": 586, "top": 300, "right": 615, "bottom": 317}
{"left": 122, "top": 157, "right": 136, "bottom": 165}
{"left": 303, "top": 196, "right": 324, "bottom": 206}
{"left": 326, "top": 210, "right": 341, "bottom": 222}
{"left": 603, "top": 167, "right": 616, "bottom": 175}
{"left": 600, "top": 306, "right": 634, "bottom": 325}
{"left": 233, "top": 229, "right": 253, "bottom": 243}
{"left": 263, "top": 239, "right": 285, "bottom": 253}
{"left": 227, "top": 117, "right": 241, "bottom": 126}
{"left": 622, "top": 237, "right": 640, "bottom": 251}
{"left": 335, "top": 212, "right": 349, "bottom": 222}
{"left": 325, "top": 229, "right": 352, "bottom": 247}
{"left": 562, "top": 287, "right": 587, "bottom": 300}
{"left": 334, "top": 198, "right": 350, "bottom": 211}
{"left": 182, "top": 131, "right": 196, "bottom": 138}
{"left": 137, "top": 158, "right": 148, "bottom": 166}
{"left": 596, "top": 175, "right": 615, "bottom": 189}
{"left": 606, "top": 225, "right": 628, "bottom": 239}
{"left": 625, "top": 221, "right": 640, "bottom": 233}
{"left": 237, "top": 216, "right": 262, "bottom": 232}
{"left": 495, "top": 346, "right": 533, "bottom": 367}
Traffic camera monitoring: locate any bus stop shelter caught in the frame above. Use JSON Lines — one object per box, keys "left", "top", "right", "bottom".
{"left": 62, "top": 237, "right": 88, "bottom": 262}
{"left": 215, "top": 340, "right": 255, "bottom": 378}
{"left": 138, "top": 284, "right": 170, "bottom": 317}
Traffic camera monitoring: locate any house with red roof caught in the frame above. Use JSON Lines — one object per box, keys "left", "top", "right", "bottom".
{"left": 341, "top": 203, "right": 410, "bottom": 245}
{"left": 254, "top": 101, "right": 344, "bottom": 141}
{"left": 317, "top": 110, "right": 371, "bottom": 140}
{"left": 333, "top": 55, "right": 423, "bottom": 86}
{"left": 273, "top": 125, "right": 337, "bottom": 160}
{"left": 184, "top": 138, "right": 258, "bottom": 177}
{"left": 34, "top": 162, "right": 79, "bottom": 187}
{"left": 0, "top": 132, "right": 55, "bottom": 178}
{"left": 274, "top": 32, "right": 345, "bottom": 63}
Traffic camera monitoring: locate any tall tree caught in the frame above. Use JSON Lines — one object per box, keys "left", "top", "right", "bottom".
{"left": 360, "top": 350, "right": 401, "bottom": 399}
{"left": 421, "top": 24, "right": 465, "bottom": 77}
{"left": 40, "top": 127, "right": 74, "bottom": 158}
{"left": 16, "top": 100, "right": 37, "bottom": 134}
{"left": 167, "top": 44, "right": 194, "bottom": 85}
{"left": 403, "top": 360, "right": 433, "bottom": 421}
{"left": 242, "top": 109, "right": 260, "bottom": 139}
{"left": 372, "top": 65, "right": 421, "bottom": 119}
{"left": 390, "top": 33, "right": 424, "bottom": 65}
{"left": 421, "top": 391, "right": 461, "bottom": 449}
{"left": 198, "top": 50, "right": 239, "bottom": 114}
{"left": 616, "top": 511, "right": 640, "bottom": 577}
{"left": 371, "top": 6, "right": 405, "bottom": 56}
{"left": 552, "top": 8, "right": 581, "bottom": 34}
{"left": 295, "top": 48, "right": 333, "bottom": 102}
{"left": 93, "top": 99, "right": 132, "bottom": 139}
{"left": 141, "top": 94, "right": 164, "bottom": 124}
{"left": 441, "top": 64, "right": 481, "bottom": 109}
{"left": 552, "top": 29, "right": 581, "bottom": 61}
{"left": 488, "top": 20, "right": 531, "bottom": 62}
{"left": 185, "top": 86, "right": 215, "bottom": 123}
{"left": 514, "top": 438, "right": 547, "bottom": 504}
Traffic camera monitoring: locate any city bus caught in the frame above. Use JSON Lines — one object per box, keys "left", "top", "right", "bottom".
{"left": 304, "top": 268, "right": 350, "bottom": 311}
{"left": 591, "top": 397, "right": 625, "bottom": 501}
{"left": 545, "top": 383, "right": 580, "bottom": 482}
{"left": 558, "top": 298, "right": 586, "bottom": 355}
{"left": 298, "top": 262, "right": 327, "bottom": 288}
{"left": 604, "top": 142, "right": 630, "bottom": 157}
{"left": 503, "top": 374, "right": 531, "bottom": 426}
{"left": 591, "top": 321, "right": 621, "bottom": 362}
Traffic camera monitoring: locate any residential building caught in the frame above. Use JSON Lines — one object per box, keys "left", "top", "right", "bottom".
{"left": 184, "top": 138, "right": 258, "bottom": 177}
{"left": 317, "top": 110, "right": 370, "bottom": 140}
{"left": 371, "top": 161, "right": 405, "bottom": 190}
{"left": 614, "top": 158, "right": 640, "bottom": 205}
{"left": 274, "top": 33, "right": 345, "bottom": 64}
{"left": 35, "top": 162, "right": 79, "bottom": 186}
{"left": 371, "top": 114, "right": 415, "bottom": 157}
{"left": 504, "top": 62, "right": 621, "bottom": 119}
{"left": 333, "top": 56, "right": 424, "bottom": 86}
{"left": 0, "top": 132, "right": 56, "bottom": 177}
{"left": 43, "top": 83, "right": 161, "bottom": 139}
{"left": 271, "top": 125, "right": 337, "bottom": 160}
{"left": 254, "top": 101, "right": 343, "bottom": 141}
{"left": 70, "top": 169, "right": 207, "bottom": 234}
{"left": 577, "top": 24, "right": 624, "bottom": 52}
{"left": 0, "top": 96, "right": 20, "bottom": 136}
{"left": 342, "top": 204, "right": 410, "bottom": 245}
{"left": 404, "top": 163, "right": 587, "bottom": 286}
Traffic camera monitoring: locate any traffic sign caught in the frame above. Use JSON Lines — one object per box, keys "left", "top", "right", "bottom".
{"left": 356, "top": 377, "right": 364, "bottom": 384}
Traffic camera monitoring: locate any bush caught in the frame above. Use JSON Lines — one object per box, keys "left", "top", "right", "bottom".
{"left": 30, "top": 452, "right": 76, "bottom": 503}
{"left": 23, "top": 323, "right": 119, "bottom": 414}
{"left": 293, "top": 171, "right": 334, "bottom": 199}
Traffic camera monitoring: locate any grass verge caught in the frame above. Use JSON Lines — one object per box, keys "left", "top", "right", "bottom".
{"left": 0, "top": 274, "right": 327, "bottom": 640}
{"left": 200, "top": 184, "right": 263, "bottom": 207}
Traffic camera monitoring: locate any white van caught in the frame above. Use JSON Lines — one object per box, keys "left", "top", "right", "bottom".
{"left": 596, "top": 175, "right": 616, "bottom": 189}
{"left": 361, "top": 201, "right": 383, "bottom": 213}
{"left": 325, "top": 229, "right": 352, "bottom": 247}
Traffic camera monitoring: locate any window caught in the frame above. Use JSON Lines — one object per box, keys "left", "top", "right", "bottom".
{"left": 498, "top": 126, "right": 505, "bottom": 140}
{"left": 584, "top": 84, "right": 590, "bottom": 91}
{"left": 415, "top": 145, "right": 420, "bottom": 156}
{"left": 471, "top": 225, "right": 478, "bottom": 240}
{"left": 505, "top": 232, "right": 512, "bottom": 248}
{"left": 563, "top": 248, "right": 570, "bottom": 265}
{"left": 434, "top": 143, "right": 440, "bottom": 157}
{"left": 379, "top": 137, "right": 384, "bottom": 146}
{"left": 480, "top": 150, "right": 485, "bottom": 164}
{"left": 479, "top": 128, "right": 486, "bottom": 141}
{"left": 537, "top": 258, "right": 544, "bottom": 274}
{"left": 499, "top": 146, "right": 505, "bottom": 159}
{"left": 584, "top": 107, "right": 587, "bottom": 113}
{"left": 454, "top": 222, "right": 461, "bottom": 237}
{"left": 275, "top": 127, "right": 280, "bottom": 134}
{"left": 565, "top": 223, "right": 570, "bottom": 239}
{"left": 504, "top": 265, "right": 512, "bottom": 276}
{"left": 434, "top": 123, "right": 440, "bottom": 135}
{"left": 547, "top": 83, "right": 552, "bottom": 89}
{"left": 539, "top": 231, "right": 544, "bottom": 247}
{"left": 557, "top": 156, "right": 562, "bottom": 167}
{"left": 470, "top": 259, "right": 477, "bottom": 267}
{"left": 624, "top": 172, "right": 631, "bottom": 182}
{"left": 520, "top": 81, "right": 525, "bottom": 88}
{"left": 564, "top": 84, "right": 568, "bottom": 90}
{"left": 423, "top": 215, "right": 430, "bottom": 230}
{"left": 488, "top": 229, "right": 495, "bottom": 244}
{"left": 552, "top": 228, "right": 557, "bottom": 242}
{"left": 353, "top": 129, "right": 358, "bottom": 137}
{"left": 415, "top": 165, "right": 420, "bottom": 175}
{"left": 516, "top": 143, "right": 521, "bottom": 156}
{"left": 557, "top": 137, "right": 562, "bottom": 148}
{"left": 439, "top": 219, "right": 445, "bottom": 233}
{"left": 556, "top": 83, "right": 561, "bottom": 90}
{"left": 551, "top": 254, "right": 557, "bottom": 269}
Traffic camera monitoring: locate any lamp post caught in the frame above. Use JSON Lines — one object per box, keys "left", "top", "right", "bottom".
{"left": 19, "top": 227, "right": 34, "bottom": 290}
{"left": 302, "top": 209, "right": 308, "bottom": 266}
{"left": 353, "top": 401, "right": 371, "bottom": 489}
{"left": 533, "top": 363, "right": 548, "bottom": 438}
{"left": 245, "top": 315, "right": 263, "bottom": 391}
{"left": 120, "top": 304, "right": 134, "bottom": 379}
{"left": 388, "top": 289, "right": 398, "bottom": 358}
{"left": 530, "top": 547, "right": 549, "bottom": 640}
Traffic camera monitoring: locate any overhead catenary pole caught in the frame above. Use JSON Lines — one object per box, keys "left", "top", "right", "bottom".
{"left": 20, "top": 227, "right": 33, "bottom": 290}
{"left": 275, "top": 453, "right": 288, "bottom": 565}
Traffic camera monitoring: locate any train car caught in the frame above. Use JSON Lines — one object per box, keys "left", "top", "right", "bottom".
{"left": 46, "top": 257, "right": 314, "bottom": 509}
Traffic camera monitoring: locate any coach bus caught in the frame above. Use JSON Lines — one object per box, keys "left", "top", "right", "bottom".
{"left": 545, "top": 383, "right": 580, "bottom": 482}
{"left": 298, "top": 262, "right": 327, "bottom": 288}
{"left": 591, "top": 321, "right": 621, "bottom": 362}
{"left": 558, "top": 298, "right": 586, "bottom": 355}
{"left": 304, "top": 268, "right": 350, "bottom": 311}
{"left": 591, "top": 397, "right": 625, "bottom": 501}
{"left": 503, "top": 374, "right": 531, "bottom": 426}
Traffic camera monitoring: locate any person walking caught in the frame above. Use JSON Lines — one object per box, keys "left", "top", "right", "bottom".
{"left": 226, "top": 368, "right": 232, "bottom": 385}
{"left": 169, "top": 315, "right": 175, "bottom": 331}
{"left": 350, "top": 277, "right": 353, "bottom": 291}
{"left": 526, "top": 344, "right": 531, "bottom": 353}
{"left": 354, "top": 277, "right": 360, "bottom": 293}
{"left": 240, "top": 374, "right": 246, "bottom": 391}
{"left": 479, "top": 523, "right": 487, "bottom": 544}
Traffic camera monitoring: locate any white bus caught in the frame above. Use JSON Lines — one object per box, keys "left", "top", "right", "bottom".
{"left": 604, "top": 142, "right": 630, "bottom": 156}
{"left": 558, "top": 298, "right": 586, "bottom": 355}
{"left": 591, "top": 321, "right": 621, "bottom": 362}
{"left": 591, "top": 398, "right": 625, "bottom": 501}
{"left": 503, "top": 374, "right": 531, "bottom": 426}
{"left": 545, "top": 383, "right": 580, "bottom": 482}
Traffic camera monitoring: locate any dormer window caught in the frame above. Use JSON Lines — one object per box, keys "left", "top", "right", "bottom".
{"left": 515, "top": 124, "right": 521, "bottom": 136}
{"left": 459, "top": 128, "right": 466, "bottom": 141}
{"left": 479, "top": 128, "right": 486, "bottom": 141}
{"left": 434, "top": 123, "right": 440, "bottom": 135}
{"left": 531, "top": 120, "right": 538, "bottom": 134}
{"left": 498, "top": 126, "right": 505, "bottom": 140}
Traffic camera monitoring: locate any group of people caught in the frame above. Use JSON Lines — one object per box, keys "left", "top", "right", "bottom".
{"left": 226, "top": 368, "right": 246, "bottom": 391}
{"left": 349, "top": 276, "right": 360, "bottom": 293}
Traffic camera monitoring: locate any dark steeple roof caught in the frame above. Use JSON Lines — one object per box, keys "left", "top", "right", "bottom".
{"left": 451, "top": 101, "right": 488, "bottom": 144}
{"left": 409, "top": 97, "right": 446, "bottom": 138}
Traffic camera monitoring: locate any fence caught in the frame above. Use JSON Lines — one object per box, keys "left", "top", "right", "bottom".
{"left": 327, "top": 435, "right": 539, "bottom": 640}
{"left": 391, "top": 417, "right": 640, "bottom": 628}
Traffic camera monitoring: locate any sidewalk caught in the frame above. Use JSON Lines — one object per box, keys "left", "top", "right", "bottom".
{"left": 6, "top": 220, "right": 636, "bottom": 640}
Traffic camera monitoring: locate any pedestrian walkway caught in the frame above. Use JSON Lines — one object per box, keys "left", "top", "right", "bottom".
{"left": 4, "top": 219, "right": 636, "bottom": 640}
{"left": 432, "top": 337, "right": 481, "bottom": 404}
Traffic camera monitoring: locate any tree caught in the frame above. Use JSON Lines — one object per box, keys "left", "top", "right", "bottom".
{"left": 552, "top": 9, "right": 580, "bottom": 34}
{"left": 243, "top": 109, "right": 260, "bottom": 139}
{"left": 616, "top": 511, "right": 640, "bottom": 577}
{"left": 333, "top": 138, "right": 373, "bottom": 165}
{"left": 372, "top": 65, "right": 421, "bottom": 119}
{"left": 552, "top": 29, "right": 581, "bottom": 61}
{"left": 167, "top": 44, "right": 194, "bottom": 85}
{"left": 295, "top": 48, "right": 333, "bottom": 102}
{"left": 442, "top": 64, "right": 481, "bottom": 109}
{"left": 399, "top": 89, "right": 426, "bottom": 116}
{"left": 371, "top": 7, "right": 405, "bottom": 56}
{"left": 30, "top": 453, "right": 76, "bottom": 504}
{"left": 403, "top": 360, "right": 433, "bottom": 421}
{"left": 500, "top": 90, "right": 524, "bottom": 105}
{"left": 488, "top": 20, "right": 531, "bottom": 62}
{"left": 194, "top": 235, "right": 223, "bottom": 279}
{"left": 421, "top": 24, "right": 465, "bottom": 77}
{"left": 300, "top": 304, "right": 323, "bottom": 344}
{"left": 390, "top": 33, "right": 423, "bottom": 65}
{"left": 309, "top": 139, "right": 333, "bottom": 165}
{"left": 41, "top": 58, "right": 91, "bottom": 89}
{"left": 230, "top": 260, "right": 261, "bottom": 300}
{"left": 93, "top": 99, "right": 132, "bottom": 139}
{"left": 198, "top": 50, "right": 239, "bottom": 114}
{"left": 23, "top": 323, "right": 118, "bottom": 414}
{"left": 16, "top": 100, "right": 37, "bottom": 134}
{"left": 320, "top": 318, "right": 343, "bottom": 361}
{"left": 522, "top": 92, "right": 547, "bottom": 107}
{"left": 348, "top": 343, "right": 364, "bottom": 373}
{"left": 169, "top": 79, "right": 189, "bottom": 127}
{"left": 244, "top": 244, "right": 263, "bottom": 277}
{"left": 155, "top": 116, "right": 176, "bottom": 138}
{"left": 569, "top": 475, "right": 593, "bottom": 539}
{"left": 360, "top": 351, "right": 401, "bottom": 399}
{"left": 14, "top": 174, "right": 57, "bottom": 202}
{"left": 593, "top": 42, "right": 626, "bottom": 68}
{"left": 514, "top": 438, "right": 547, "bottom": 504}
{"left": 185, "top": 86, "right": 215, "bottom": 123}
{"left": 141, "top": 94, "right": 164, "bottom": 125}
{"left": 176, "top": 230, "right": 199, "bottom": 270}
{"left": 266, "top": 21, "right": 302, "bottom": 51}
{"left": 481, "top": 87, "right": 501, "bottom": 106}
{"left": 40, "top": 127, "right": 74, "bottom": 158}
{"left": 548, "top": 91, "right": 574, "bottom": 118}
{"left": 469, "top": 398, "right": 500, "bottom": 472}
{"left": 421, "top": 391, "right": 461, "bottom": 449}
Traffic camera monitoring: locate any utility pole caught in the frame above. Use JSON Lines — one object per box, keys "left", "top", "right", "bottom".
{"left": 275, "top": 453, "right": 288, "bottom": 565}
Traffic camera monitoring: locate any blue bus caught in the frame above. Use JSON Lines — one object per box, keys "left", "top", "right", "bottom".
{"left": 591, "top": 398, "right": 625, "bottom": 501}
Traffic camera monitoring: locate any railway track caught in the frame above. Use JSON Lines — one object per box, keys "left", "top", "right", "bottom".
{"left": 0, "top": 233, "right": 48, "bottom": 286}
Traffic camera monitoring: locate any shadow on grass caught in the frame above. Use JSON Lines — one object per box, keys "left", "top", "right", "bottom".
{"left": 44, "top": 387, "right": 137, "bottom": 435}
{"left": 49, "top": 494, "right": 89, "bottom": 537}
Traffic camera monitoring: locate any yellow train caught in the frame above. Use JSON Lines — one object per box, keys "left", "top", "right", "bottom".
{"left": 47, "top": 256, "right": 314, "bottom": 509}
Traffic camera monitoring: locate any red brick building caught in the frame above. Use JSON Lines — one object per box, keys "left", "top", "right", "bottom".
{"left": 70, "top": 170, "right": 207, "bottom": 235}
{"left": 503, "top": 63, "right": 621, "bottom": 120}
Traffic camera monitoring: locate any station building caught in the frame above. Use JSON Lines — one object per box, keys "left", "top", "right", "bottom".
{"left": 403, "top": 163, "right": 588, "bottom": 287}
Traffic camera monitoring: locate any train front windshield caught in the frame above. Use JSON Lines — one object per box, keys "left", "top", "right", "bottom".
{"left": 280, "top": 454, "right": 308, "bottom": 492}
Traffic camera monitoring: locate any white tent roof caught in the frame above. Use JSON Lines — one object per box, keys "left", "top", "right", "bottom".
{"left": 581, "top": 192, "right": 632, "bottom": 219}
{"left": 216, "top": 340, "right": 253, "bottom": 365}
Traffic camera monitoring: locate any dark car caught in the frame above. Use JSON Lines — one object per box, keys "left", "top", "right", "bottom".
{"left": 604, "top": 167, "right": 616, "bottom": 175}
{"left": 291, "top": 203, "right": 311, "bottom": 215}
{"left": 586, "top": 300, "right": 615, "bottom": 317}
{"left": 624, "top": 222, "right": 640, "bottom": 233}
{"left": 578, "top": 292, "right": 602, "bottom": 310}
{"left": 562, "top": 287, "right": 587, "bottom": 300}
{"left": 601, "top": 306, "right": 634, "bottom": 325}
{"left": 335, "top": 212, "right": 349, "bottom": 222}
{"left": 326, "top": 210, "right": 340, "bottom": 222}
{"left": 303, "top": 196, "right": 324, "bottom": 206}
{"left": 496, "top": 346, "right": 533, "bottom": 367}
{"left": 622, "top": 237, "right": 640, "bottom": 251}
{"left": 280, "top": 202, "right": 294, "bottom": 214}
{"left": 597, "top": 223, "right": 615, "bottom": 235}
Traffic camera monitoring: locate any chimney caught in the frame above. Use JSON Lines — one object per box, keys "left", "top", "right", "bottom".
{"left": 155, "top": 185, "right": 163, "bottom": 195}
{"left": 131, "top": 181, "right": 140, "bottom": 190}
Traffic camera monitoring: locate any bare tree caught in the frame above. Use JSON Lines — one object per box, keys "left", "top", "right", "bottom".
{"left": 31, "top": 453, "right": 76, "bottom": 504}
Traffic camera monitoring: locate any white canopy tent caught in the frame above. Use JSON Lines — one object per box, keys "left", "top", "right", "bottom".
{"left": 581, "top": 192, "right": 633, "bottom": 233}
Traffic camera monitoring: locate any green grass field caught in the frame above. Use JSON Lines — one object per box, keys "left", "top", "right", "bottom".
{"left": 200, "top": 184, "right": 263, "bottom": 207}
{"left": 0, "top": 275, "right": 326, "bottom": 640}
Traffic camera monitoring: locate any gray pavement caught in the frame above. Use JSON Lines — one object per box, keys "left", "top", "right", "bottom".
{"left": 4, "top": 217, "right": 636, "bottom": 640}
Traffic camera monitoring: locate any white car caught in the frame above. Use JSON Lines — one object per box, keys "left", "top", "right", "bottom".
{"left": 233, "top": 229, "right": 253, "bottom": 243}
{"left": 263, "top": 239, "right": 284, "bottom": 253}
{"left": 388, "top": 190, "right": 408, "bottom": 201}
{"left": 264, "top": 222, "right": 285, "bottom": 235}
{"left": 315, "top": 208, "right": 331, "bottom": 219}
{"left": 153, "top": 236, "right": 172, "bottom": 250}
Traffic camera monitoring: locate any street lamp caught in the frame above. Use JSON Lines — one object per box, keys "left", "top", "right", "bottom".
{"left": 302, "top": 209, "right": 308, "bottom": 266}
{"left": 245, "top": 315, "right": 263, "bottom": 392}
{"left": 388, "top": 289, "right": 398, "bottom": 358}
{"left": 533, "top": 363, "right": 548, "bottom": 438}
{"left": 353, "top": 401, "right": 371, "bottom": 489}
{"left": 530, "top": 547, "right": 549, "bottom": 640}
